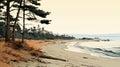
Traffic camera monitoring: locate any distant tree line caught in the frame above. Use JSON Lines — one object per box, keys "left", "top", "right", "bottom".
{"left": 0, "top": 22, "right": 75, "bottom": 40}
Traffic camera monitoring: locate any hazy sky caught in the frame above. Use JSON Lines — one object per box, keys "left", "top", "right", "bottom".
{"left": 38, "top": 0, "right": 120, "bottom": 34}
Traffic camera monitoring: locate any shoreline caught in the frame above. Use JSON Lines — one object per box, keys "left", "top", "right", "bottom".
{"left": 65, "top": 41, "right": 120, "bottom": 59}
{"left": 41, "top": 40, "right": 120, "bottom": 67}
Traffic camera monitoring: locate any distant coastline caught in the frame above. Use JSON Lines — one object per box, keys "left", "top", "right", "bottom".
{"left": 70, "top": 33, "right": 120, "bottom": 40}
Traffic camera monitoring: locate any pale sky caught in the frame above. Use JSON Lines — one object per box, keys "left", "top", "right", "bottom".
{"left": 38, "top": 0, "right": 120, "bottom": 34}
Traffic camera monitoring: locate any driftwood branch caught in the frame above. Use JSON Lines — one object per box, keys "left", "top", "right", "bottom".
{"left": 40, "top": 55, "right": 67, "bottom": 62}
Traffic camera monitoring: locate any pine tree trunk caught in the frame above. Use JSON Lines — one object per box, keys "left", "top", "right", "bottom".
{"left": 12, "top": 0, "right": 23, "bottom": 41}
{"left": 22, "top": 0, "right": 25, "bottom": 43}
{"left": 5, "top": 0, "right": 10, "bottom": 42}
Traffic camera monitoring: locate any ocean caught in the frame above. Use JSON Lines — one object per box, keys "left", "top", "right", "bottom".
{"left": 72, "top": 34, "right": 120, "bottom": 40}
{"left": 76, "top": 41, "right": 120, "bottom": 57}
{"left": 65, "top": 40, "right": 120, "bottom": 59}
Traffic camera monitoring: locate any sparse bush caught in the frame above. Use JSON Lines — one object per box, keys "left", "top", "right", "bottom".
{"left": 9, "top": 41, "right": 23, "bottom": 50}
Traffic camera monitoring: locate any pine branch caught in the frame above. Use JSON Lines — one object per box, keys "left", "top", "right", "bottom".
{"left": 40, "top": 20, "right": 51, "bottom": 24}
{"left": 28, "top": 0, "right": 40, "bottom": 5}
{"left": 25, "top": 5, "right": 50, "bottom": 18}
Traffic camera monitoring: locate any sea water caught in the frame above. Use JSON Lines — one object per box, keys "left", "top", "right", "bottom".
{"left": 76, "top": 41, "right": 120, "bottom": 57}
{"left": 73, "top": 34, "right": 120, "bottom": 40}
{"left": 66, "top": 40, "right": 120, "bottom": 58}
{"left": 66, "top": 34, "right": 120, "bottom": 58}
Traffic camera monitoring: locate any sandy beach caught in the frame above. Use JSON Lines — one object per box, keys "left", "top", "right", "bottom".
{"left": 0, "top": 39, "right": 120, "bottom": 67}
{"left": 40, "top": 40, "right": 120, "bottom": 67}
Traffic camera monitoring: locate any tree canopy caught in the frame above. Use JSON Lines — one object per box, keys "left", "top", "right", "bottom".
{"left": 0, "top": 0, "right": 51, "bottom": 42}
{"left": 0, "top": 0, "right": 50, "bottom": 22}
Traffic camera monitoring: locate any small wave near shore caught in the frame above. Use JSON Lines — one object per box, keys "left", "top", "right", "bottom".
{"left": 65, "top": 40, "right": 120, "bottom": 59}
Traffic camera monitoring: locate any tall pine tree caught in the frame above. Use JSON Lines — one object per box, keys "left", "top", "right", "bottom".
{"left": 0, "top": 0, "right": 51, "bottom": 42}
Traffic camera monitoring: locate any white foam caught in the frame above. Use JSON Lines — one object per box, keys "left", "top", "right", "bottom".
{"left": 64, "top": 41, "right": 120, "bottom": 58}
{"left": 65, "top": 42, "right": 91, "bottom": 53}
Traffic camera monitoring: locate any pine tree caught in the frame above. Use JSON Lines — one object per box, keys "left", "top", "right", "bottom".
{"left": 0, "top": 0, "right": 51, "bottom": 42}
